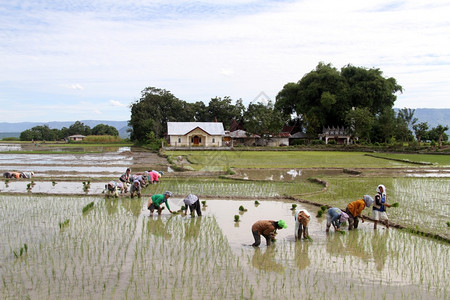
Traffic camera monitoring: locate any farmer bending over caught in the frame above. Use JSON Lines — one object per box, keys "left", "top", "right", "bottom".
{"left": 130, "top": 180, "right": 141, "bottom": 198}
{"left": 345, "top": 195, "right": 374, "bottom": 230}
{"left": 148, "top": 191, "right": 173, "bottom": 216}
{"left": 183, "top": 194, "right": 202, "bottom": 217}
{"left": 251, "top": 220, "right": 287, "bottom": 247}
{"left": 294, "top": 209, "right": 311, "bottom": 240}
{"left": 326, "top": 208, "right": 349, "bottom": 232}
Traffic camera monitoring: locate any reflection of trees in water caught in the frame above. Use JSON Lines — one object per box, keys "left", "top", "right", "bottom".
{"left": 294, "top": 241, "right": 310, "bottom": 270}
{"left": 184, "top": 217, "right": 201, "bottom": 240}
{"left": 371, "top": 230, "right": 388, "bottom": 271}
{"left": 251, "top": 247, "right": 285, "bottom": 274}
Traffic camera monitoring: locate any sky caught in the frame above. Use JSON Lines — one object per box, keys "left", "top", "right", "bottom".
{"left": 0, "top": 0, "right": 449, "bottom": 122}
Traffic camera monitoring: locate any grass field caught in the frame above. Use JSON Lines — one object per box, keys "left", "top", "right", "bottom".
{"left": 166, "top": 150, "right": 449, "bottom": 170}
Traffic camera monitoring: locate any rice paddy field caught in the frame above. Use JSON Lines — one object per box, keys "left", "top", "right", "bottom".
{"left": 0, "top": 145, "right": 449, "bottom": 299}
{"left": 1, "top": 196, "right": 448, "bottom": 299}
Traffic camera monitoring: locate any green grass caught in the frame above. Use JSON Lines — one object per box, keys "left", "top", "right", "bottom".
{"left": 165, "top": 150, "right": 420, "bottom": 170}
{"left": 142, "top": 177, "right": 323, "bottom": 198}
{"left": 366, "top": 153, "right": 450, "bottom": 167}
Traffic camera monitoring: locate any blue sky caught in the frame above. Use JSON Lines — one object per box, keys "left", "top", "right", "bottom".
{"left": 1, "top": 0, "right": 449, "bottom": 122}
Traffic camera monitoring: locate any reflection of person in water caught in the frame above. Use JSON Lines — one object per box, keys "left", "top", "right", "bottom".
{"left": 371, "top": 230, "right": 388, "bottom": 271}
{"left": 325, "top": 231, "right": 346, "bottom": 257}
{"left": 184, "top": 217, "right": 201, "bottom": 240}
{"left": 146, "top": 215, "right": 172, "bottom": 239}
{"left": 251, "top": 247, "right": 284, "bottom": 273}
{"left": 294, "top": 240, "right": 310, "bottom": 270}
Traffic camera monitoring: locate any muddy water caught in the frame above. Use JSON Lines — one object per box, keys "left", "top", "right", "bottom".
{"left": 0, "top": 145, "right": 168, "bottom": 178}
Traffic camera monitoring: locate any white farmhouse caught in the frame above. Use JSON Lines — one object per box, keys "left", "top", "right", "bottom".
{"left": 167, "top": 122, "right": 225, "bottom": 147}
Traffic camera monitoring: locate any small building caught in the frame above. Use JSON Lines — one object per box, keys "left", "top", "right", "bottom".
{"left": 167, "top": 122, "right": 225, "bottom": 147}
{"left": 224, "top": 130, "right": 260, "bottom": 146}
{"left": 68, "top": 134, "right": 86, "bottom": 141}
{"left": 318, "top": 126, "right": 351, "bottom": 144}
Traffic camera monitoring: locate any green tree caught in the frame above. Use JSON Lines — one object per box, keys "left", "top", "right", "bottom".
{"left": 129, "top": 87, "right": 187, "bottom": 141}
{"left": 206, "top": 96, "right": 243, "bottom": 125}
{"left": 68, "top": 121, "right": 91, "bottom": 136}
{"left": 412, "top": 122, "right": 429, "bottom": 146}
{"left": 20, "top": 125, "right": 58, "bottom": 141}
{"left": 275, "top": 62, "right": 402, "bottom": 138}
{"left": 243, "top": 100, "right": 284, "bottom": 142}
{"left": 91, "top": 124, "right": 119, "bottom": 136}
{"left": 428, "top": 125, "right": 449, "bottom": 147}
{"left": 345, "top": 107, "right": 374, "bottom": 142}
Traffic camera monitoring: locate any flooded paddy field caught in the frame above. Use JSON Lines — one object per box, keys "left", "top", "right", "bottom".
{"left": 0, "top": 144, "right": 449, "bottom": 299}
{"left": 0, "top": 195, "right": 447, "bottom": 299}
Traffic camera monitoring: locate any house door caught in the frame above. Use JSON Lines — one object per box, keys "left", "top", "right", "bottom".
{"left": 193, "top": 136, "right": 200, "bottom": 145}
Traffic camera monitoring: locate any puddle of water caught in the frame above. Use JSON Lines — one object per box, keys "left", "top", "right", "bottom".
{"left": 0, "top": 144, "right": 22, "bottom": 151}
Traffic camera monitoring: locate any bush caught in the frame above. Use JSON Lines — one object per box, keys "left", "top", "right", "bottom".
{"left": 1, "top": 137, "right": 20, "bottom": 141}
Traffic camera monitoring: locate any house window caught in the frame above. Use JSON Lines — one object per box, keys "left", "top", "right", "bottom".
{"left": 178, "top": 138, "right": 181, "bottom": 143}
{"left": 212, "top": 138, "right": 215, "bottom": 143}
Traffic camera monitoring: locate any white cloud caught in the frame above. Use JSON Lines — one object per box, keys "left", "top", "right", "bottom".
{"left": 0, "top": 0, "right": 449, "bottom": 123}
{"left": 109, "top": 100, "right": 127, "bottom": 107}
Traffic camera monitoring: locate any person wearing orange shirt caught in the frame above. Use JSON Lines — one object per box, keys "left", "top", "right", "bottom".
{"left": 345, "top": 195, "right": 373, "bottom": 230}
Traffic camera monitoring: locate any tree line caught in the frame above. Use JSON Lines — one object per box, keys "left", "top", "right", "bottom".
{"left": 129, "top": 62, "right": 448, "bottom": 146}
{"left": 20, "top": 121, "right": 119, "bottom": 141}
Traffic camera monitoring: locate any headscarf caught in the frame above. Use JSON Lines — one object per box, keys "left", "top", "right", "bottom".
{"left": 377, "top": 184, "right": 386, "bottom": 196}
{"left": 363, "top": 195, "right": 374, "bottom": 207}
{"left": 339, "top": 212, "right": 349, "bottom": 223}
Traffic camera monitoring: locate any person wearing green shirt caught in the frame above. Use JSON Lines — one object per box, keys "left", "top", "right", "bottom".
{"left": 147, "top": 191, "right": 173, "bottom": 216}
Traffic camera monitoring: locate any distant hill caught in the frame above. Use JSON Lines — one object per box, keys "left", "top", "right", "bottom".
{"left": 0, "top": 120, "right": 130, "bottom": 139}
{"left": 394, "top": 108, "right": 450, "bottom": 135}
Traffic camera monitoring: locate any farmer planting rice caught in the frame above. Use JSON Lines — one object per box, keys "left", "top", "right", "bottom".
{"left": 294, "top": 209, "right": 310, "bottom": 240}
{"left": 129, "top": 174, "right": 147, "bottom": 188}
{"left": 147, "top": 191, "right": 173, "bottom": 216}
{"left": 20, "top": 171, "right": 34, "bottom": 179}
{"left": 4, "top": 171, "right": 22, "bottom": 179}
{"left": 119, "top": 168, "right": 131, "bottom": 190}
{"left": 326, "top": 208, "right": 349, "bottom": 232}
{"left": 104, "top": 181, "right": 126, "bottom": 197}
{"left": 345, "top": 195, "right": 374, "bottom": 230}
{"left": 183, "top": 193, "right": 202, "bottom": 217}
{"left": 251, "top": 219, "right": 287, "bottom": 247}
{"left": 130, "top": 180, "right": 142, "bottom": 198}
{"left": 373, "top": 184, "right": 391, "bottom": 229}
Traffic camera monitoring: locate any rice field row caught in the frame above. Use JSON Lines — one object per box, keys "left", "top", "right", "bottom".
{"left": 0, "top": 195, "right": 448, "bottom": 299}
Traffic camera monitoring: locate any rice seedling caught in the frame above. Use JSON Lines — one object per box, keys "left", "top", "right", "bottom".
{"left": 391, "top": 202, "right": 399, "bottom": 207}
{"left": 316, "top": 210, "right": 323, "bottom": 218}
{"left": 59, "top": 219, "right": 70, "bottom": 229}
{"left": 254, "top": 200, "right": 260, "bottom": 205}
{"left": 234, "top": 215, "right": 240, "bottom": 222}
{"left": 201, "top": 200, "right": 207, "bottom": 207}
{"left": 290, "top": 204, "right": 297, "bottom": 210}
{"left": 238, "top": 205, "right": 248, "bottom": 212}
{"left": 82, "top": 201, "right": 94, "bottom": 214}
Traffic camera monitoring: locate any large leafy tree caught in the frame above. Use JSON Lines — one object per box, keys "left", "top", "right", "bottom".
{"left": 428, "top": 125, "right": 449, "bottom": 147}
{"left": 129, "top": 87, "right": 187, "bottom": 141}
{"left": 275, "top": 62, "right": 402, "bottom": 137}
{"left": 243, "top": 100, "right": 284, "bottom": 140}
{"left": 20, "top": 125, "right": 58, "bottom": 141}
{"left": 68, "top": 121, "right": 91, "bottom": 136}
{"left": 345, "top": 107, "right": 374, "bottom": 142}
{"left": 91, "top": 124, "right": 119, "bottom": 136}
{"left": 206, "top": 97, "right": 244, "bottom": 126}
{"left": 412, "top": 122, "right": 429, "bottom": 146}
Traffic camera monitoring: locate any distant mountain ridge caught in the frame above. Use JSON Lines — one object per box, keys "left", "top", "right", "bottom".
{"left": 0, "top": 120, "right": 130, "bottom": 139}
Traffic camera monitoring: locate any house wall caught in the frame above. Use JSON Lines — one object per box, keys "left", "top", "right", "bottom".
{"left": 169, "top": 128, "right": 223, "bottom": 147}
